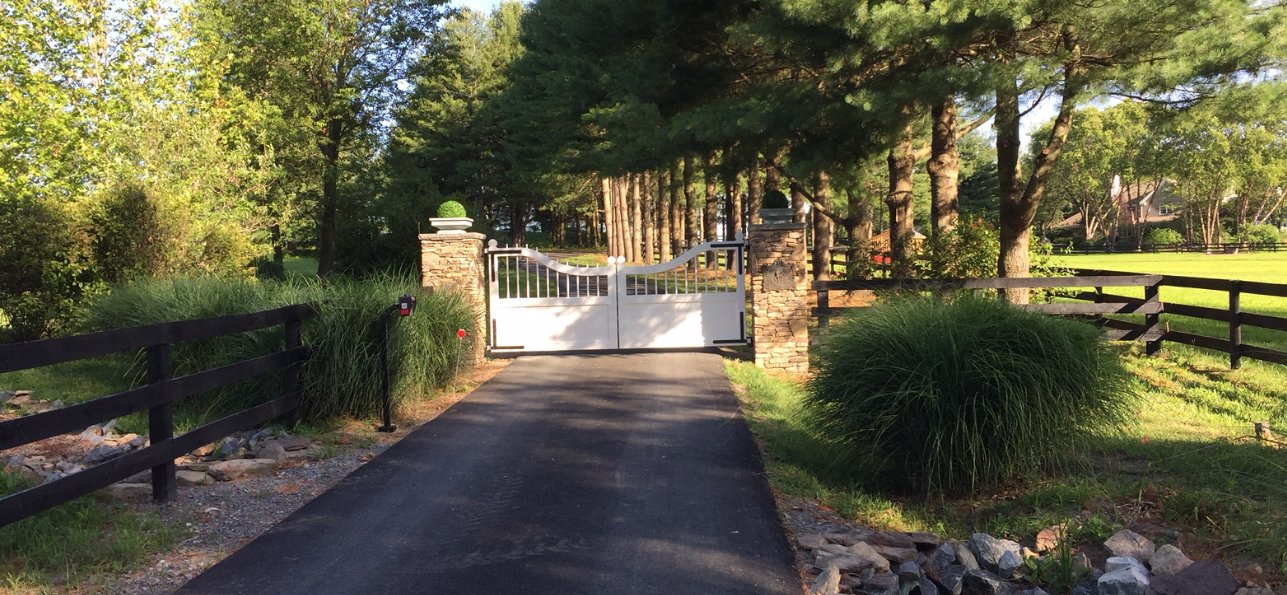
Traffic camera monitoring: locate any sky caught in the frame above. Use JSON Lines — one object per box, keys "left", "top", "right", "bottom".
{"left": 453, "top": 0, "right": 505, "bottom": 13}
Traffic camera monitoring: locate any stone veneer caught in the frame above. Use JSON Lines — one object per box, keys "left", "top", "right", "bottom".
{"left": 419, "top": 232, "right": 487, "bottom": 364}
{"left": 748, "top": 222, "right": 809, "bottom": 374}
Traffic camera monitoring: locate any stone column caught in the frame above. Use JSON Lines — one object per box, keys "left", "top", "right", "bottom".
{"left": 419, "top": 232, "right": 487, "bottom": 364}
{"left": 748, "top": 221, "right": 809, "bottom": 374}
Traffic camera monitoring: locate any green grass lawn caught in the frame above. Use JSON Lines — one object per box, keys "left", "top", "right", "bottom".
{"left": 1057, "top": 252, "right": 1287, "bottom": 352}
{"left": 728, "top": 349, "right": 1287, "bottom": 576}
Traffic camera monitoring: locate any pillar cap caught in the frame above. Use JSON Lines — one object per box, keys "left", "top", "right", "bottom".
{"left": 419, "top": 232, "right": 486, "bottom": 241}
{"left": 749, "top": 222, "right": 806, "bottom": 232}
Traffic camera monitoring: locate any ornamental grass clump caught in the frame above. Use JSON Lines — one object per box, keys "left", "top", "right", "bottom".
{"left": 806, "top": 293, "right": 1134, "bottom": 495}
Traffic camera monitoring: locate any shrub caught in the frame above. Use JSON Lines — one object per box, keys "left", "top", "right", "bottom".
{"left": 1145, "top": 227, "right": 1184, "bottom": 247}
{"left": 1237, "top": 224, "right": 1280, "bottom": 247}
{"left": 917, "top": 219, "right": 1000, "bottom": 279}
{"left": 436, "top": 200, "right": 467, "bottom": 218}
{"left": 806, "top": 294, "right": 1134, "bottom": 494}
{"left": 0, "top": 199, "right": 100, "bottom": 341}
{"left": 762, "top": 190, "right": 789, "bottom": 209}
{"left": 83, "top": 273, "right": 475, "bottom": 422}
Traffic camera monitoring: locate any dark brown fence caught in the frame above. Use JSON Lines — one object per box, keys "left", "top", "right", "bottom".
{"left": 1072, "top": 269, "right": 1287, "bottom": 369}
{"left": 0, "top": 305, "right": 314, "bottom": 528}
{"left": 813, "top": 273, "right": 1287, "bottom": 369}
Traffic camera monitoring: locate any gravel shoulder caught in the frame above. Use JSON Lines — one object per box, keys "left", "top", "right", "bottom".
{"left": 84, "top": 359, "right": 511, "bottom": 595}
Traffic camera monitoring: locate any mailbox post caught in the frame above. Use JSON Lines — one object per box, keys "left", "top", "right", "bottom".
{"left": 378, "top": 294, "right": 416, "bottom": 433}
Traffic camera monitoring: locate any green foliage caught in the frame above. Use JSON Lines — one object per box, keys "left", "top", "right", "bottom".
{"left": 918, "top": 220, "right": 1001, "bottom": 278}
{"left": 806, "top": 294, "right": 1135, "bottom": 494}
{"left": 82, "top": 274, "right": 475, "bottom": 422}
{"left": 762, "top": 190, "right": 790, "bottom": 209}
{"left": 436, "top": 200, "right": 468, "bottom": 218}
{"left": 0, "top": 200, "right": 99, "bottom": 341}
{"left": 1238, "top": 223, "right": 1281, "bottom": 247}
{"left": 1146, "top": 227, "right": 1185, "bottom": 246}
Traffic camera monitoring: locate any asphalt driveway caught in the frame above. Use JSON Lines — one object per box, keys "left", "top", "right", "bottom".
{"left": 177, "top": 352, "right": 800, "bottom": 594}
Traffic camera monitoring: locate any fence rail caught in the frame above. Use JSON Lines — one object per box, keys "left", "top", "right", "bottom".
{"left": 1063, "top": 242, "right": 1287, "bottom": 255}
{"left": 0, "top": 305, "right": 315, "bottom": 528}
{"left": 813, "top": 272, "right": 1287, "bottom": 369}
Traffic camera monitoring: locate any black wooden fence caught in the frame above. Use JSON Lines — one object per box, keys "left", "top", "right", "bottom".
{"left": 0, "top": 305, "right": 314, "bottom": 527}
{"left": 814, "top": 273, "right": 1287, "bottom": 369}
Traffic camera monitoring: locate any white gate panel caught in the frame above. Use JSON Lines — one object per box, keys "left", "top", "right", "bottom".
{"left": 486, "top": 238, "right": 745, "bottom": 353}
{"left": 491, "top": 298, "right": 617, "bottom": 352}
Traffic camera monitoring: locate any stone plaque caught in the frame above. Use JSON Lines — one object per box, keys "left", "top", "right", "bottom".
{"left": 760, "top": 260, "right": 799, "bottom": 292}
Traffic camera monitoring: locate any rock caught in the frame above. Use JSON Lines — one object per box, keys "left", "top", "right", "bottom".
{"left": 997, "top": 550, "right": 1023, "bottom": 579}
{"left": 863, "top": 531, "right": 919, "bottom": 551}
{"left": 1148, "top": 544, "right": 1193, "bottom": 576}
{"left": 846, "top": 542, "right": 892, "bottom": 573}
{"left": 816, "top": 553, "right": 880, "bottom": 573}
{"left": 1097, "top": 566, "right": 1150, "bottom": 595}
{"left": 176, "top": 470, "right": 213, "bottom": 486}
{"left": 275, "top": 436, "right": 312, "bottom": 451}
{"left": 907, "top": 532, "right": 943, "bottom": 549}
{"left": 192, "top": 443, "right": 217, "bottom": 457}
{"left": 1150, "top": 560, "right": 1239, "bottom": 595}
{"left": 817, "top": 543, "right": 852, "bottom": 556}
{"left": 8, "top": 391, "right": 33, "bottom": 407}
{"left": 1233, "top": 589, "right": 1274, "bottom": 595}
{"left": 929, "top": 544, "right": 959, "bottom": 573}
{"left": 180, "top": 462, "right": 211, "bottom": 472}
{"left": 127, "top": 435, "right": 146, "bottom": 449}
{"left": 961, "top": 569, "right": 1012, "bottom": 595}
{"left": 207, "top": 458, "right": 277, "bottom": 481}
{"left": 101, "top": 483, "right": 151, "bottom": 502}
{"left": 924, "top": 562, "right": 968, "bottom": 595}
{"left": 1103, "top": 529, "right": 1155, "bottom": 562}
{"left": 871, "top": 543, "right": 919, "bottom": 564}
{"left": 954, "top": 542, "right": 981, "bottom": 571}
{"left": 122, "top": 470, "right": 150, "bottom": 484}
{"left": 809, "top": 566, "right": 842, "bottom": 595}
{"left": 859, "top": 572, "right": 900, "bottom": 595}
{"left": 898, "top": 561, "right": 923, "bottom": 582}
{"left": 1105, "top": 556, "right": 1149, "bottom": 576}
{"left": 798, "top": 533, "right": 828, "bottom": 550}
{"left": 1035, "top": 525, "right": 1064, "bottom": 553}
{"left": 919, "top": 577, "right": 941, "bottom": 595}
{"left": 84, "top": 444, "right": 128, "bottom": 465}
{"left": 79, "top": 425, "right": 105, "bottom": 442}
{"left": 256, "top": 442, "right": 288, "bottom": 463}
{"left": 968, "top": 534, "right": 1022, "bottom": 573}
{"left": 824, "top": 530, "right": 861, "bottom": 546}
{"left": 1017, "top": 589, "right": 1050, "bottom": 595}
{"left": 215, "top": 436, "right": 242, "bottom": 459}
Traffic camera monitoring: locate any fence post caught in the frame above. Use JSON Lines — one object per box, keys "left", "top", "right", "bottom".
{"left": 147, "top": 344, "right": 176, "bottom": 502}
{"left": 1145, "top": 281, "right": 1162, "bottom": 356}
{"left": 283, "top": 317, "right": 303, "bottom": 426}
{"left": 1229, "top": 280, "right": 1242, "bottom": 370}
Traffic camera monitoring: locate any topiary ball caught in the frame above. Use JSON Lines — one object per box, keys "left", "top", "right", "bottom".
{"left": 762, "top": 190, "right": 789, "bottom": 209}
{"left": 806, "top": 293, "right": 1134, "bottom": 495}
{"left": 436, "top": 200, "right": 467, "bottom": 218}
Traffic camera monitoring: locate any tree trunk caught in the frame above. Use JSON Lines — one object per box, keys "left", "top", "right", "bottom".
{"left": 615, "top": 177, "right": 630, "bottom": 259}
{"left": 602, "top": 177, "right": 616, "bottom": 256}
{"left": 316, "top": 118, "right": 343, "bottom": 276}
{"left": 928, "top": 98, "right": 961, "bottom": 236}
{"left": 684, "top": 157, "right": 698, "bottom": 249}
{"left": 271, "top": 224, "right": 284, "bottom": 269}
{"left": 670, "top": 161, "right": 685, "bottom": 254}
{"left": 664, "top": 167, "right": 674, "bottom": 260}
{"left": 704, "top": 157, "right": 719, "bottom": 245}
{"left": 630, "top": 174, "right": 642, "bottom": 262}
{"left": 846, "top": 189, "right": 874, "bottom": 279}
{"left": 812, "top": 172, "right": 834, "bottom": 281}
{"left": 727, "top": 172, "right": 743, "bottom": 240}
{"left": 887, "top": 117, "right": 917, "bottom": 279}
{"left": 643, "top": 171, "right": 655, "bottom": 264}
{"left": 748, "top": 157, "right": 763, "bottom": 225}
{"left": 511, "top": 203, "right": 527, "bottom": 245}
{"left": 791, "top": 181, "right": 807, "bottom": 224}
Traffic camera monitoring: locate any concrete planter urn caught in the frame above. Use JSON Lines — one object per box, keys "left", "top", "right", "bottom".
{"left": 758, "top": 208, "right": 794, "bottom": 224}
{"left": 429, "top": 217, "right": 474, "bottom": 234}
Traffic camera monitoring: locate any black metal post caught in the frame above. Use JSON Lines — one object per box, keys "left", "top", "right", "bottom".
{"left": 378, "top": 304, "right": 397, "bottom": 432}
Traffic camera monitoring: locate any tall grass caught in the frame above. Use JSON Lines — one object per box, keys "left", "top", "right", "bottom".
{"left": 83, "top": 272, "right": 475, "bottom": 422}
{"left": 807, "top": 293, "right": 1135, "bottom": 494}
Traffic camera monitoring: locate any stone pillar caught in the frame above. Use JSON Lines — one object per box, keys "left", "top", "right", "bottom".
{"left": 419, "top": 232, "right": 487, "bottom": 364}
{"left": 748, "top": 221, "right": 809, "bottom": 374}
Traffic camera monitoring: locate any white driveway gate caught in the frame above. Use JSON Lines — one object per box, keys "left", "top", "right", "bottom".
{"left": 486, "top": 238, "right": 747, "bottom": 353}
